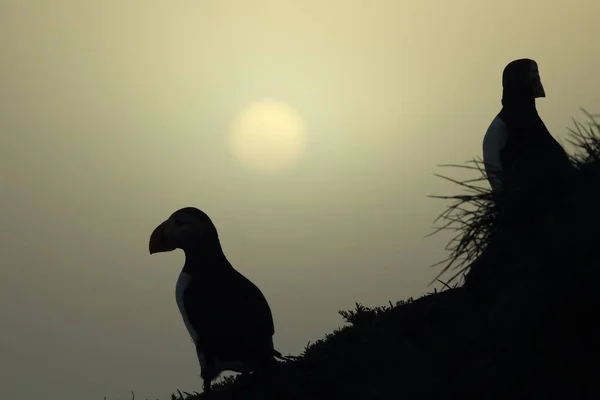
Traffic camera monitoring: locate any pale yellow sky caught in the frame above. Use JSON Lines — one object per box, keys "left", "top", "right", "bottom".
{"left": 1, "top": 1, "right": 599, "bottom": 399}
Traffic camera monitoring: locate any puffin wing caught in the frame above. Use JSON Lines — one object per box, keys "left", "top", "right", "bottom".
{"left": 183, "top": 268, "right": 275, "bottom": 361}
{"left": 500, "top": 116, "right": 571, "bottom": 184}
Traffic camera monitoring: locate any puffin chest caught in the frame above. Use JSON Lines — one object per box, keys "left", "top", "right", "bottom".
{"left": 175, "top": 271, "right": 199, "bottom": 343}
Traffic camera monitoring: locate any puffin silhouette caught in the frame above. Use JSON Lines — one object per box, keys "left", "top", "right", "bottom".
{"left": 465, "top": 59, "right": 575, "bottom": 298}
{"left": 483, "top": 58, "right": 572, "bottom": 192}
{"left": 149, "top": 207, "right": 284, "bottom": 393}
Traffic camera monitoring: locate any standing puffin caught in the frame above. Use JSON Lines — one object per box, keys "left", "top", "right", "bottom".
{"left": 149, "top": 207, "right": 281, "bottom": 393}
{"left": 482, "top": 58, "right": 572, "bottom": 192}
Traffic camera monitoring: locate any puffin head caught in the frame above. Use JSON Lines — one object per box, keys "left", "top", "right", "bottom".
{"left": 149, "top": 207, "right": 218, "bottom": 254}
{"left": 502, "top": 58, "right": 546, "bottom": 100}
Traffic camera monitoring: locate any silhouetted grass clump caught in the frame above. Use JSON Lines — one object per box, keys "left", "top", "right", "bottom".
{"left": 167, "top": 110, "right": 600, "bottom": 400}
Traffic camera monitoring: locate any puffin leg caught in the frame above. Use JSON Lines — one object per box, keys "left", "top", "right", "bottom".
{"left": 202, "top": 376, "right": 212, "bottom": 393}
{"left": 198, "top": 349, "right": 215, "bottom": 393}
{"left": 201, "top": 370, "right": 214, "bottom": 393}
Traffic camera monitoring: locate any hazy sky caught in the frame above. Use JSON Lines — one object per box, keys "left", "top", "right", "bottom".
{"left": 1, "top": 1, "right": 599, "bottom": 399}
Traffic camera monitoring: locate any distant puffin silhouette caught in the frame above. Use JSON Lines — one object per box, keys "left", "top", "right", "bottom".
{"left": 149, "top": 207, "right": 283, "bottom": 393}
{"left": 482, "top": 59, "right": 572, "bottom": 192}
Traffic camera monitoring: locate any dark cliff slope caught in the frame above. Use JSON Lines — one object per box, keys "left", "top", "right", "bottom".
{"left": 170, "top": 110, "right": 600, "bottom": 400}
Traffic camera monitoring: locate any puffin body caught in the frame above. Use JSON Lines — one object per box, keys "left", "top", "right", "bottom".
{"left": 483, "top": 59, "right": 572, "bottom": 192}
{"left": 149, "top": 207, "right": 278, "bottom": 392}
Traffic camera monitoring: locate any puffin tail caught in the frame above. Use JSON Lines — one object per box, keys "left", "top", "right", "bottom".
{"left": 272, "top": 349, "right": 295, "bottom": 362}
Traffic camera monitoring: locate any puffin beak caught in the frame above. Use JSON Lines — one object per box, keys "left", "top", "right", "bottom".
{"left": 534, "top": 81, "right": 546, "bottom": 98}
{"left": 149, "top": 221, "right": 175, "bottom": 254}
{"left": 532, "top": 70, "right": 546, "bottom": 98}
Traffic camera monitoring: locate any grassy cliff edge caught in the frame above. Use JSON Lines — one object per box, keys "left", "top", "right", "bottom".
{"left": 168, "top": 110, "right": 600, "bottom": 400}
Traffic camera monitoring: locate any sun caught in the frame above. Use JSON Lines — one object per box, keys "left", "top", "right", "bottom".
{"left": 229, "top": 99, "right": 307, "bottom": 172}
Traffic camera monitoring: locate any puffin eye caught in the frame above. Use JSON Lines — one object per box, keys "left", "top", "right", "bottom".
{"left": 173, "top": 217, "right": 193, "bottom": 228}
